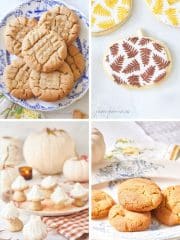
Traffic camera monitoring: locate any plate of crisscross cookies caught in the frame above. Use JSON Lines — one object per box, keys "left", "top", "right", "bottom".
{"left": 0, "top": 0, "right": 89, "bottom": 111}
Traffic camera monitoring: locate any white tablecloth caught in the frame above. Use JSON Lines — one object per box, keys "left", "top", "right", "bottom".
{"left": 92, "top": 0, "right": 180, "bottom": 119}
{"left": 0, "top": 0, "right": 89, "bottom": 119}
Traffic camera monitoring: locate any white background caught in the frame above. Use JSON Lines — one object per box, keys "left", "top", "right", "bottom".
{"left": 92, "top": 0, "right": 180, "bottom": 119}
{"left": 0, "top": 121, "right": 89, "bottom": 154}
{"left": 0, "top": 0, "right": 89, "bottom": 119}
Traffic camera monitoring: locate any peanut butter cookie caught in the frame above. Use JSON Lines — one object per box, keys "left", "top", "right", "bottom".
{"left": 66, "top": 45, "right": 85, "bottom": 82}
{"left": 29, "top": 62, "right": 74, "bottom": 102}
{"left": 5, "top": 17, "right": 37, "bottom": 56}
{"left": 118, "top": 178, "right": 162, "bottom": 212}
{"left": 22, "top": 27, "right": 67, "bottom": 73}
{"left": 109, "top": 204, "right": 151, "bottom": 232}
{"left": 92, "top": 190, "right": 115, "bottom": 219}
{"left": 4, "top": 58, "right": 34, "bottom": 99}
{"left": 154, "top": 185, "right": 180, "bottom": 226}
{"left": 38, "top": 6, "right": 80, "bottom": 45}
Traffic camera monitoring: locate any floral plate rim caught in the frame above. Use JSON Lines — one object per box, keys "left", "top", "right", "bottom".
{"left": 0, "top": 0, "right": 89, "bottom": 112}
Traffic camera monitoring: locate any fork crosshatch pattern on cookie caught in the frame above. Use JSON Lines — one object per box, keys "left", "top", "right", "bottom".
{"left": 0, "top": 0, "right": 89, "bottom": 111}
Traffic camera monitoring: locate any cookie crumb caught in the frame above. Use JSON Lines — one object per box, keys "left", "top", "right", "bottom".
{"left": 73, "top": 109, "right": 88, "bottom": 119}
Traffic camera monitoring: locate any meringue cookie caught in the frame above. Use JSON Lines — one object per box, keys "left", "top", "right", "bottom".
{"left": 11, "top": 176, "right": 28, "bottom": 191}
{"left": 41, "top": 176, "right": 57, "bottom": 189}
{"left": 12, "top": 176, "right": 28, "bottom": 202}
{"left": 41, "top": 176, "right": 57, "bottom": 199}
{"left": 27, "top": 185, "right": 43, "bottom": 202}
{"left": 23, "top": 215, "right": 47, "bottom": 240}
{"left": 70, "top": 183, "right": 88, "bottom": 207}
{"left": 1, "top": 202, "right": 23, "bottom": 232}
{"left": 51, "top": 186, "right": 73, "bottom": 209}
{"left": 27, "top": 185, "right": 44, "bottom": 211}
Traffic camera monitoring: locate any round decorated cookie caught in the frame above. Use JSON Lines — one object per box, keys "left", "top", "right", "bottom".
{"left": 104, "top": 34, "right": 171, "bottom": 88}
{"left": 29, "top": 62, "right": 74, "bottom": 102}
{"left": 118, "top": 178, "right": 162, "bottom": 212}
{"left": 109, "top": 204, "right": 151, "bottom": 232}
{"left": 4, "top": 58, "right": 34, "bottom": 100}
{"left": 92, "top": 190, "right": 115, "bottom": 219}
{"left": 22, "top": 27, "right": 67, "bottom": 73}
{"left": 154, "top": 185, "right": 180, "bottom": 226}
{"left": 145, "top": 0, "right": 180, "bottom": 27}
{"left": 91, "top": 0, "right": 132, "bottom": 36}
{"left": 5, "top": 17, "right": 37, "bottom": 57}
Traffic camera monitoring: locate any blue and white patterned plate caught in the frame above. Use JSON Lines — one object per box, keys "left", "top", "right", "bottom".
{"left": 0, "top": 0, "right": 89, "bottom": 111}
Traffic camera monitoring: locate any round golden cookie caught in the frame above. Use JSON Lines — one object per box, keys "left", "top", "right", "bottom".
{"left": 38, "top": 6, "right": 80, "bottom": 45}
{"left": 4, "top": 58, "right": 34, "bottom": 100}
{"left": 118, "top": 178, "right": 162, "bottom": 212}
{"left": 92, "top": 190, "right": 115, "bottom": 219}
{"left": 91, "top": 0, "right": 132, "bottom": 36}
{"left": 29, "top": 62, "right": 74, "bottom": 102}
{"left": 154, "top": 185, "right": 180, "bottom": 226}
{"left": 109, "top": 204, "right": 151, "bottom": 232}
{"left": 104, "top": 35, "right": 172, "bottom": 88}
{"left": 22, "top": 27, "right": 67, "bottom": 73}
{"left": 5, "top": 17, "right": 37, "bottom": 56}
{"left": 66, "top": 45, "right": 85, "bottom": 82}
{"left": 145, "top": 0, "right": 180, "bottom": 27}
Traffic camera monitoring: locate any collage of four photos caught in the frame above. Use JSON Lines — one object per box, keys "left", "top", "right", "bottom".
{"left": 0, "top": 0, "right": 180, "bottom": 240}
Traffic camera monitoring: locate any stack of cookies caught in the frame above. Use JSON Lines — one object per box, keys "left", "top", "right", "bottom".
{"left": 3, "top": 5, "right": 85, "bottom": 102}
{"left": 92, "top": 178, "right": 180, "bottom": 232}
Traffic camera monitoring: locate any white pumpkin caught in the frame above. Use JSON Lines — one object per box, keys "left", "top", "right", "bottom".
{"left": 0, "top": 136, "right": 23, "bottom": 169}
{"left": 23, "top": 128, "right": 77, "bottom": 175}
{"left": 63, "top": 156, "right": 89, "bottom": 182}
{"left": 92, "top": 128, "right": 106, "bottom": 165}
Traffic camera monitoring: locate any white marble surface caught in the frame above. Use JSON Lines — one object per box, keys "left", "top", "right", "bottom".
{"left": 0, "top": 0, "right": 89, "bottom": 119}
{"left": 0, "top": 121, "right": 89, "bottom": 240}
{"left": 92, "top": 0, "right": 180, "bottom": 119}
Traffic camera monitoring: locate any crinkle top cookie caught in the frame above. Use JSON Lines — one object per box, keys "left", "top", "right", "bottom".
{"left": 145, "top": 0, "right": 180, "bottom": 27}
{"left": 91, "top": 0, "right": 132, "bottom": 34}
{"left": 104, "top": 35, "right": 171, "bottom": 88}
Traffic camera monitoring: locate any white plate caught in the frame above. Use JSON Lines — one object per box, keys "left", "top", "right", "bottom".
{"left": 0, "top": 0, "right": 89, "bottom": 111}
{"left": 17, "top": 202, "right": 88, "bottom": 217}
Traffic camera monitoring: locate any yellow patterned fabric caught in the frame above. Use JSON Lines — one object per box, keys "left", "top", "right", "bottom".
{"left": 145, "top": 0, "right": 180, "bottom": 27}
{"left": 91, "top": 0, "right": 132, "bottom": 34}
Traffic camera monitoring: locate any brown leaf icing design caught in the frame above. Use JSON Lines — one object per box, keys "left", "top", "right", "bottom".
{"left": 112, "top": 74, "right": 124, "bottom": 85}
{"left": 128, "top": 75, "right": 141, "bottom": 87}
{"left": 139, "top": 38, "right": 151, "bottom": 46}
{"left": 154, "top": 72, "right": 166, "bottom": 83}
{"left": 153, "top": 54, "right": 170, "bottom": 70}
{"left": 141, "top": 66, "right": 155, "bottom": 82}
{"left": 110, "top": 43, "right": 119, "bottom": 56}
{"left": 153, "top": 43, "right": 163, "bottom": 52}
{"left": 122, "top": 42, "right": 138, "bottom": 58}
{"left": 110, "top": 55, "right": 124, "bottom": 72}
{"left": 140, "top": 48, "right": 151, "bottom": 66}
{"left": 122, "top": 59, "right": 140, "bottom": 74}
{"left": 128, "top": 37, "right": 139, "bottom": 44}
{"left": 106, "top": 36, "right": 170, "bottom": 88}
